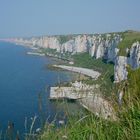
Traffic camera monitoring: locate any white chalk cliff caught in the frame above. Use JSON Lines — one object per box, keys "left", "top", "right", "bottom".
{"left": 114, "top": 41, "right": 140, "bottom": 83}
{"left": 129, "top": 41, "right": 140, "bottom": 69}
{"left": 114, "top": 56, "right": 128, "bottom": 83}
{"left": 7, "top": 34, "right": 140, "bottom": 83}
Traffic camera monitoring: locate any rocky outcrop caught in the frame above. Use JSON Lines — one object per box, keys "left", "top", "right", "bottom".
{"left": 114, "top": 56, "right": 128, "bottom": 83}
{"left": 79, "top": 95, "right": 116, "bottom": 120}
{"left": 35, "top": 36, "right": 61, "bottom": 51}
{"left": 128, "top": 41, "right": 140, "bottom": 69}
{"left": 62, "top": 40, "right": 75, "bottom": 53}
{"left": 7, "top": 33, "right": 140, "bottom": 83}
{"left": 89, "top": 34, "right": 121, "bottom": 62}
{"left": 74, "top": 35, "right": 88, "bottom": 53}
{"left": 50, "top": 81, "right": 116, "bottom": 120}
{"left": 8, "top": 34, "right": 121, "bottom": 61}
{"left": 114, "top": 42, "right": 140, "bottom": 83}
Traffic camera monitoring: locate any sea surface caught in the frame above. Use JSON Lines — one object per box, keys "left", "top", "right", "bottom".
{"left": 0, "top": 42, "right": 82, "bottom": 139}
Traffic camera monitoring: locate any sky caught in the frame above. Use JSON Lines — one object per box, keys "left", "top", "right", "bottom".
{"left": 0, "top": 0, "right": 140, "bottom": 38}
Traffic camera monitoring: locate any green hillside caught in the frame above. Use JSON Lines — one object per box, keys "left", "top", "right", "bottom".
{"left": 118, "top": 31, "right": 140, "bottom": 56}
{"left": 39, "top": 67, "right": 140, "bottom": 140}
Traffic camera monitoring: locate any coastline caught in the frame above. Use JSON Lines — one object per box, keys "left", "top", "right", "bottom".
{"left": 53, "top": 65, "right": 101, "bottom": 79}
{"left": 49, "top": 81, "right": 116, "bottom": 120}
{"left": 2, "top": 41, "right": 113, "bottom": 119}
{"left": 27, "top": 52, "right": 45, "bottom": 56}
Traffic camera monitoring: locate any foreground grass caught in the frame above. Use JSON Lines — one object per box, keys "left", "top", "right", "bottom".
{"left": 39, "top": 67, "right": 140, "bottom": 140}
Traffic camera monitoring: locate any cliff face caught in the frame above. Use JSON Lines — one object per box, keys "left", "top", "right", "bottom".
{"left": 9, "top": 32, "right": 140, "bottom": 83}
{"left": 61, "top": 34, "right": 121, "bottom": 62}
{"left": 11, "top": 34, "right": 121, "bottom": 61}
{"left": 128, "top": 42, "right": 140, "bottom": 69}
{"left": 114, "top": 56, "right": 128, "bottom": 82}
{"left": 61, "top": 35, "right": 88, "bottom": 53}
{"left": 35, "top": 37, "right": 61, "bottom": 51}
{"left": 114, "top": 42, "right": 140, "bottom": 83}
{"left": 88, "top": 35, "right": 121, "bottom": 62}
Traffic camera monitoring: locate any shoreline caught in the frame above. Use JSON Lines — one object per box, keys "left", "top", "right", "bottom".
{"left": 27, "top": 52, "right": 45, "bottom": 56}
{"left": 1, "top": 41, "right": 116, "bottom": 121}
{"left": 53, "top": 65, "right": 101, "bottom": 79}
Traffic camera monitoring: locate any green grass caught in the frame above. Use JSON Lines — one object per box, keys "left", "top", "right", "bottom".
{"left": 39, "top": 47, "right": 73, "bottom": 61}
{"left": 39, "top": 67, "right": 140, "bottom": 140}
{"left": 71, "top": 53, "right": 115, "bottom": 97}
{"left": 57, "top": 35, "right": 74, "bottom": 44}
{"left": 72, "top": 53, "right": 114, "bottom": 73}
{"left": 118, "top": 31, "right": 140, "bottom": 56}
{"left": 39, "top": 48, "right": 57, "bottom": 54}
{"left": 39, "top": 31, "right": 140, "bottom": 57}
{"left": 38, "top": 35, "right": 140, "bottom": 139}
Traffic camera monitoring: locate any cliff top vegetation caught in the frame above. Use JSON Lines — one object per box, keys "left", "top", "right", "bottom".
{"left": 118, "top": 30, "right": 140, "bottom": 56}
{"left": 39, "top": 67, "right": 140, "bottom": 140}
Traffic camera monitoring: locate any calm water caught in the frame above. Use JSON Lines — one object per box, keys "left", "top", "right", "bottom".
{"left": 0, "top": 42, "right": 82, "bottom": 138}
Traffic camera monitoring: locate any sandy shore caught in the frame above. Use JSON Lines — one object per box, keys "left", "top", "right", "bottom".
{"left": 53, "top": 65, "right": 101, "bottom": 79}
{"left": 27, "top": 52, "right": 45, "bottom": 56}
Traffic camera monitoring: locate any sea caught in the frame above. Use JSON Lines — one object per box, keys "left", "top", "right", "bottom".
{"left": 0, "top": 42, "right": 82, "bottom": 139}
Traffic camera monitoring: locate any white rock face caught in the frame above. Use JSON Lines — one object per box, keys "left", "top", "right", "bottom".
{"left": 34, "top": 37, "right": 61, "bottom": 52}
{"left": 12, "top": 33, "right": 140, "bottom": 84}
{"left": 74, "top": 35, "right": 88, "bottom": 53}
{"left": 80, "top": 95, "right": 116, "bottom": 120}
{"left": 89, "top": 34, "right": 121, "bottom": 62}
{"left": 50, "top": 81, "right": 116, "bottom": 120}
{"left": 128, "top": 42, "right": 140, "bottom": 69}
{"left": 96, "top": 42, "right": 105, "bottom": 59}
{"left": 106, "top": 37, "right": 120, "bottom": 62}
{"left": 114, "top": 41, "right": 140, "bottom": 82}
{"left": 61, "top": 40, "right": 75, "bottom": 53}
{"left": 11, "top": 34, "right": 121, "bottom": 60}
{"left": 11, "top": 36, "right": 61, "bottom": 52}
{"left": 114, "top": 56, "right": 128, "bottom": 83}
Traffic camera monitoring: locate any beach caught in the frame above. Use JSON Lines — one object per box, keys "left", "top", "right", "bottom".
{"left": 53, "top": 65, "right": 101, "bottom": 79}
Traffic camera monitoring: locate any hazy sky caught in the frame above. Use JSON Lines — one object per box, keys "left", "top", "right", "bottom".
{"left": 0, "top": 0, "right": 140, "bottom": 37}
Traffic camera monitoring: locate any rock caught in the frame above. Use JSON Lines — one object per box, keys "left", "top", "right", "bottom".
{"left": 114, "top": 41, "right": 140, "bottom": 82}
{"left": 36, "top": 128, "right": 41, "bottom": 133}
{"left": 58, "top": 120, "right": 65, "bottom": 125}
{"left": 9, "top": 34, "right": 140, "bottom": 83}
{"left": 35, "top": 36, "right": 61, "bottom": 52}
{"left": 95, "top": 41, "right": 105, "bottom": 59}
{"left": 62, "top": 135, "right": 68, "bottom": 139}
{"left": 10, "top": 34, "right": 121, "bottom": 60}
{"left": 118, "top": 90, "right": 124, "bottom": 106}
{"left": 89, "top": 34, "right": 121, "bottom": 62}
{"left": 50, "top": 81, "right": 116, "bottom": 120}
{"left": 79, "top": 94, "right": 116, "bottom": 120}
{"left": 75, "top": 35, "right": 88, "bottom": 53}
{"left": 62, "top": 40, "right": 75, "bottom": 53}
{"left": 106, "top": 39, "right": 120, "bottom": 62}
{"left": 114, "top": 56, "right": 128, "bottom": 83}
{"left": 128, "top": 41, "right": 140, "bottom": 69}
